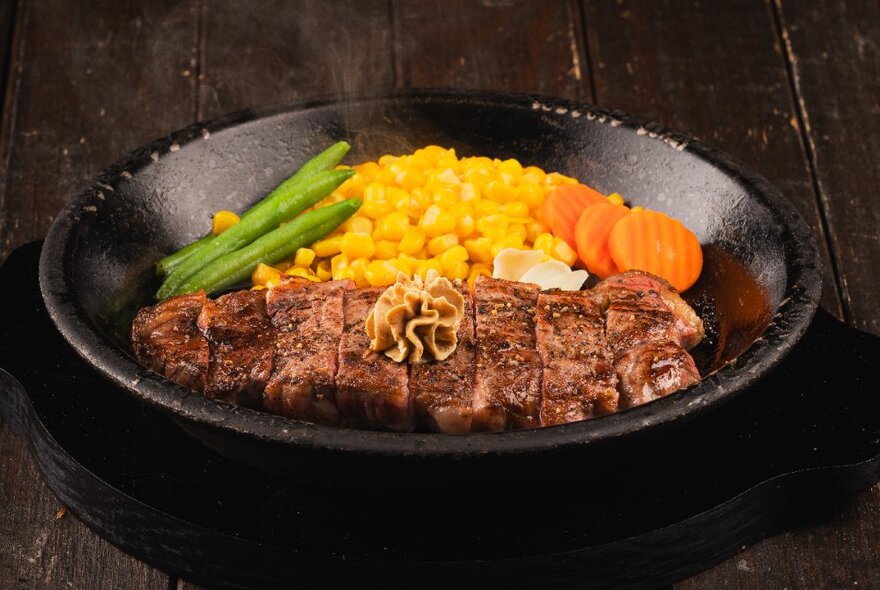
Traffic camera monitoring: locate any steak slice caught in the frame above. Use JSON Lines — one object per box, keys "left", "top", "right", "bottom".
{"left": 264, "top": 278, "right": 352, "bottom": 425}
{"left": 336, "top": 287, "right": 413, "bottom": 432}
{"left": 471, "top": 276, "right": 542, "bottom": 431}
{"left": 614, "top": 341, "right": 701, "bottom": 408}
{"left": 593, "top": 271, "right": 704, "bottom": 352}
{"left": 592, "top": 271, "right": 704, "bottom": 408}
{"left": 536, "top": 290, "right": 618, "bottom": 426}
{"left": 409, "top": 281, "right": 475, "bottom": 433}
{"left": 197, "top": 289, "right": 274, "bottom": 408}
{"left": 131, "top": 291, "right": 209, "bottom": 392}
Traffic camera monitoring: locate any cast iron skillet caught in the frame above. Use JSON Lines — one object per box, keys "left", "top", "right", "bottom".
{"left": 39, "top": 90, "right": 820, "bottom": 479}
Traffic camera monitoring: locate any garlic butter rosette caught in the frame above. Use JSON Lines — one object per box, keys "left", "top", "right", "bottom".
{"left": 365, "top": 271, "right": 465, "bottom": 363}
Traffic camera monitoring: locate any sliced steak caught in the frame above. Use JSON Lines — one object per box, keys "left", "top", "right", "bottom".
{"left": 614, "top": 341, "right": 701, "bottom": 408}
{"left": 336, "top": 287, "right": 413, "bottom": 432}
{"left": 593, "top": 271, "right": 704, "bottom": 351}
{"left": 535, "top": 290, "right": 618, "bottom": 426}
{"left": 592, "top": 271, "right": 704, "bottom": 408}
{"left": 409, "top": 281, "right": 475, "bottom": 433}
{"left": 471, "top": 276, "right": 542, "bottom": 431}
{"left": 264, "top": 278, "right": 352, "bottom": 425}
{"left": 131, "top": 291, "right": 209, "bottom": 392}
{"left": 197, "top": 290, "right": 273, "bottom": 408}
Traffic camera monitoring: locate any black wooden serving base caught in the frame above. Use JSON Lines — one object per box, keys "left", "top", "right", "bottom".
{"left": 2, "top": 242, "right": 879, "bottom": 590}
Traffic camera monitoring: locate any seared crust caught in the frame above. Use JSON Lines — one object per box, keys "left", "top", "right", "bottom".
{"left": 131, "top": 291, "right": 209, "bottom": 392}
{"left": 409, "top": 281, "right": 475, "bottom": 433}
{"left": 336, "top": 287, "right": 414, "bottom": 432}
{"left": 472, "top": 276, "right": 542, "bottom": 431}
{"left": 264, "top": 278, "right": 351, "bottom": 425}
{"left": 198, "top": 290, "right": 273, "bottom": 408}
{"left": 536, "top": 290, "right": 618, "bottom": 426}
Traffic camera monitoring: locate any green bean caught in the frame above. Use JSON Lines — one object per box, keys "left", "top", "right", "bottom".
{"left": 168, "top": 198, "right": 361, "bottom": 296}
{"left": 155, "top": 168, "right": 354, "bottom": 299}
{"left": 155, "top": 141, "right": 350, "bottom": 276}
{"left": 156, "top": 235, "right": 213, "bottom": 276}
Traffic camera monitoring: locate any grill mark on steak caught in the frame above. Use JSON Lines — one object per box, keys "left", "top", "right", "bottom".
{"left": 472, "top": 276, "right": 542, "bottom": 431}
{"left": 409, "top": 281, "right": 475, "bottom": 434}
{"left": 336, "top": 287, "right": 414, "bottom": 432}
{"left": 536, "top": 290, "right": 618, "bottom": 426}
{"left": 197, "top": 290, "right": 274, "bottom": 408}
{"left": 264, "top": 278, "right": 352, "bottom": 425}
{"left": 593, "top": 271, "right": 704, "bottom": 409}
{"left": 131, "top": 291, "right": 209, "bottom": 392}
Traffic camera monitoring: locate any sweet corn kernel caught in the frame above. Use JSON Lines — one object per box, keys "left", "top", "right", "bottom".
{"left": 456, "top": 214, "right": 476, "bottom": 238}
{"left": 473, "top": 199, "right": 500, "bottom": 216}
{"left": 212, "top": 210, "right": 240, "bottom": 235}
{"left": 398, "top": 227, "right": 426, "bottom": 255}
{"left": 468, "top": 263, "right": 492, "bottom": 285}
{"left": 332, "top": 267, "right": 357, "bottom": 282}
{"left": 533, "top": 232, "right": 555, "bottom": 256}
{"left": 252, "top": 263, "right": 281, "bottom": 287}
{"left": 375, "top": 210, "right": 410, "bottom": 241}
{"left": 415, "top": 258, "right": 444, "bottom": 279}
{"left": 316, "top": 260, "right": 332, "bottom": 281}
{"left": 343, "top": 216, "right": 373, "bottom": 235}
{"left": 491, "top": 235, "right": 524, "bottom": 258}
{"left": 446, "top": 261, "right": 470, "bottom": 280}
{"left": 484, "top": 180, "right": 516, "bottom": 203}
{"left": 427, "top": 233, "right": 459, "bottom": 256}
{"left": 516, "top": 183, "right": 545, "bottom": 210}
{"left": 313, "top": 235, "right": 343, "bottom": 258}
{"left": 501, "top": 201, "right": 530, "bottom": 219}
{"left": 464, "top": 237, "right": 494, "bottom": 264}
{"left": 419, "top": 204, "right": 456, "bottom": 237}
{"left": 374, "top": 240, "right": 399, "bottom": 260}
{"left": 631, "top": 206, "right": 644, "bottom": 213}
{"left": 331, "top": 253, "right": 350, "bottom": 275}
{"left": 607, "top": 192, "right": 625, "bottom": 206}
{"left": 365, "top": 260, "right": 400, "bottom": 287}
{"left": 293, "top": 248, "right": 316, "bottom": 268}
{"left": 551, "top": 237, "right": 578, "bottom": 266}
{"left": 350, "top": 258, "right": 369, "bottom": 287}
{"left": 340, "top": 232, "right": 376, "bottom": 259}
{"left": 525, "top": 220, "right": 549, "bottom": 243}
{"left": 439, "top": 245, "right": 469, "bottom": 272}
{"left": 476, "top": 214, "right": 509, "bottom": 239}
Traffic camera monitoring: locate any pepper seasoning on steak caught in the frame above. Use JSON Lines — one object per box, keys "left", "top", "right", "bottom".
{"left": 131, "top": 291, "right": 209, "bottom": 392}
{"left": 197, "top": 289, "right": 274, "bottom": 408}
{"left": 535, "top": 290, "right": 618, "bottom": 425}
{"left": 471, "top": 276, "right": 542, "bottom": 431}
{"left": 336, "top": 287, "right": 414, "bottom": 432}
{"left": 263, "top": 278, "right": 352, "bottom": 425}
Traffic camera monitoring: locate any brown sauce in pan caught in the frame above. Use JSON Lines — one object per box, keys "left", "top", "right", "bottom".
{"left": 683, "top": 245, "right": 774, "bottom": 374}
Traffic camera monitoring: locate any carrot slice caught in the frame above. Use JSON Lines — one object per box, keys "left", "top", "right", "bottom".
{"left": 607, "top": 209, "right": 703, "bottom": 292}
{"left": 540, "top": 183, "right": 606, "bottom": 247}
{"left": 574, "top": 202, "right": 631, "bottom": 278}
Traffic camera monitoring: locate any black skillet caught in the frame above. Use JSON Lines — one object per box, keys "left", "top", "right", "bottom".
{"left": 37, "top": 90, "right": 821, "bottom": 481}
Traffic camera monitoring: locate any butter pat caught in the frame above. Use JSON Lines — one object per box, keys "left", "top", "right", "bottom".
{"left": 365, "top": 271, "right": 464, "bottom": 363}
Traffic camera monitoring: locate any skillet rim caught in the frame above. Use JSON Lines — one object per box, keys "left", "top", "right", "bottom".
{"left": 39, "top": 89, "right": 821, "bottom": 458}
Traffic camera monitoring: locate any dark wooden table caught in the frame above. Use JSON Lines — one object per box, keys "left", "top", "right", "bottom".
{"left": 1, "top": 1, "right": 878, "bottom": 588}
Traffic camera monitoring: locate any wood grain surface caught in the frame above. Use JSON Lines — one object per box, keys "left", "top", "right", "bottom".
{"left": 0, "top": 1, "right": 877, "bottom": 588}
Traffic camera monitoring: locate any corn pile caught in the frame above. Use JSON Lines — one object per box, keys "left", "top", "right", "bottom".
{"left": 252, "top": 145, "right": 580, "bottom": 289}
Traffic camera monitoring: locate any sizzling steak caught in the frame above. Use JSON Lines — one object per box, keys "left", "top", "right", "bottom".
{"left": 197, "top": 290, "right": 274, "bottom": 408}
{"left": 535, "top": 290, "right": 618, "bottom": 425}
{"left": 335, "top": 287, "right": 414, "bottom": 432}
{"left": 409, "top": 281, "right": 476, "bottom": 433}
{"left": 594, "top": 271, "right": 704, "bottom": 408}
{"left": 472, "top": 276, "right": 542, "bottom": 431}
{"left": 131, "top": 291, "right": 209, "bottom": 392}
{"left": 132, "top": 270, "right": 706, "bottom": 431}
{"left": 264, "top": 278, "right": 352, "bottom": 425}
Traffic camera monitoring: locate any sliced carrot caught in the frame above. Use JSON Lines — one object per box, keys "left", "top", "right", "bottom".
{"left": 574, "top": 202, "right": 631, "bottom": 278}
{"left": 540, "top": 183, "right": 607, "bottom": 248}
{"left": 607, "top": 209, "right": 703, "bottom": 292}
